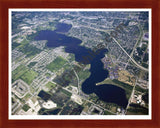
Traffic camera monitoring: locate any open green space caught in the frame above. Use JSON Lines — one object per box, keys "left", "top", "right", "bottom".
{"left": 12, "top": 65, "right": 38, "bottom": 85}
{"left": 17, "top": 38, "right": 29, "bottom": 48}
{"left": 112, "top": 79, "right": 133, "bottom": 90}
{"left": 63, "top": 64, "right": 71, "bottom": 70}
{"left": 45, "top": 82, "right": 56, "bottom": 89}
{"left": 104, "top": 110, "right": 115, "bottom": 115}
{"left": 15, "top": 38, "right": 41, "bottom": 58}
{"left": 135, "top": 85, "right": 148, "bottom": 93}
{"left": 22, "top": 104, "right": 30, "bottom": 112}
{"left": 46, "top": 56, "right": 67, "bottom": 72}
{"left": 18, "top": 42, "right": 41, "bottom": 57}
{"left": 126, "top": 103, "right": 148, "bottom": 115}
{"left": 61, "top": 88, "right": 72, "bottom": 97}
{"left": 77, "top": 69, "right": 91, "bottom": 80}
{"left": 12, "top": 65, "right": 28, "bottom": 82}
{"left": 20, "top": 70, "right": 38, "bottom": 85}
{"left": 28, "top": 62, "right": 37, "bottom": 68}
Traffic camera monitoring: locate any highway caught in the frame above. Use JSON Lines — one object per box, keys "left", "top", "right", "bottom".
{"left": 72, "top": 22, "right": 148, "bottom": 72}
{"left": 125, "top": 24, "right": 143, "bottom": 69}
{"left": 112, "top": 38, "right": 148, "bottom": 72}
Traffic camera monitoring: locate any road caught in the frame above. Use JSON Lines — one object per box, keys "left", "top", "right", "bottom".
{"left": 125, "top": 24, "right": 143, "bottom": 69}
{"left": 71, "top": 21, "right": 148, "bottom": 72}
{"left": 112, "top": 38, "right": 148, "bottom": 72}
{"left": 125, "top": 79, "right": 137, "bottom": 114}
{"left": 72, "top": 22, "right": 148, "bottom": 72}
{"left": 64, "top": 58, "right": 81, "bottom": 94}
{"left": 71, "top": 22, "right": 113, "bottom": 33}
{"left": 63, "top": 57, "right": 116, "bottom": 114}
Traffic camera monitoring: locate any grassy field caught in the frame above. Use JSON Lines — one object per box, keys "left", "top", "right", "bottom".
{"left": 22, "top": 104, "right": 30, "bottom": 112}
{"left": 20, "top": 70, "right": 38, "bottom": 85}
{"left": 17, "top": 38, "right": 29, "bottom": 48}
{"left": 19, "top": 43, "right": 41, "bottom": 57}
{"left": 28, "top": 62, "right": 37, "bottom": 68}
{"left": 63, "top": 64, "right": 71, "bottom": 70}
{"left": 104, "top": 110, "right": 115, "bottom": 115}
{"left": 126, "top": 103, "right": 148, "bottom": 115}
{"left": 135, "top": 85, "right": 148, "bottom": 93}
{"left": 12, "top": 65, "right": 28, "bottom": 82}
{"left": 16, "top": 38, "right": 41, "bottom": 58}
{"left": 61, "top": 88, "right": 72, "bottom": 97}
{"left": 77, "top": 69, "right": 91, "bottom": 80}
{"left": 12, "top": 65, "right": 38, "bottom": 85}
{"left": 46, "top": 56, "right": 67, "bottom": 72}
{"left": 45, "top": 82, "right": 56, "bottom": 89}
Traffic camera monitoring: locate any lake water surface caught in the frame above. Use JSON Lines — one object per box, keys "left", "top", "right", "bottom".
{"left": 35, "top": 23, "right": 128, "bottom": 108}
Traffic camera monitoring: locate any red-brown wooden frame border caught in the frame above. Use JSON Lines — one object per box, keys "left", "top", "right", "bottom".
{"left": 0, "top": 0, "right": 160, "bottom": 128}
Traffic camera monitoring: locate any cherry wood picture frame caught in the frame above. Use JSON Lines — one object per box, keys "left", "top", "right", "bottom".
{"left": 0, "top": 0, "right": 160, "bottom": 128}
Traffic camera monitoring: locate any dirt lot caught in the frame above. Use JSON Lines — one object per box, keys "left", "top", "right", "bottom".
{"left": 118, "top": 70, "right": 136, "bottom": 86}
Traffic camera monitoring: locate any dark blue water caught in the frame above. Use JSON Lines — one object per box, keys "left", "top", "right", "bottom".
{"left": 35, "top": 23, "right": 128, "bottom": 108}
{"left": 38, "top": 90, "right": 51, "bottom": 102}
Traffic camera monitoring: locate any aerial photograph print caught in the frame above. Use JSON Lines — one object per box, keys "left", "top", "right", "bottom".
{"left": 9, "top": 9, "right": 151, "bottom": 119}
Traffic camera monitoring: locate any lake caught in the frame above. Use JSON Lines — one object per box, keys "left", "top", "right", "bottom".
{"left": 35, "top": 23, "right": 128, "bottom": 108}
